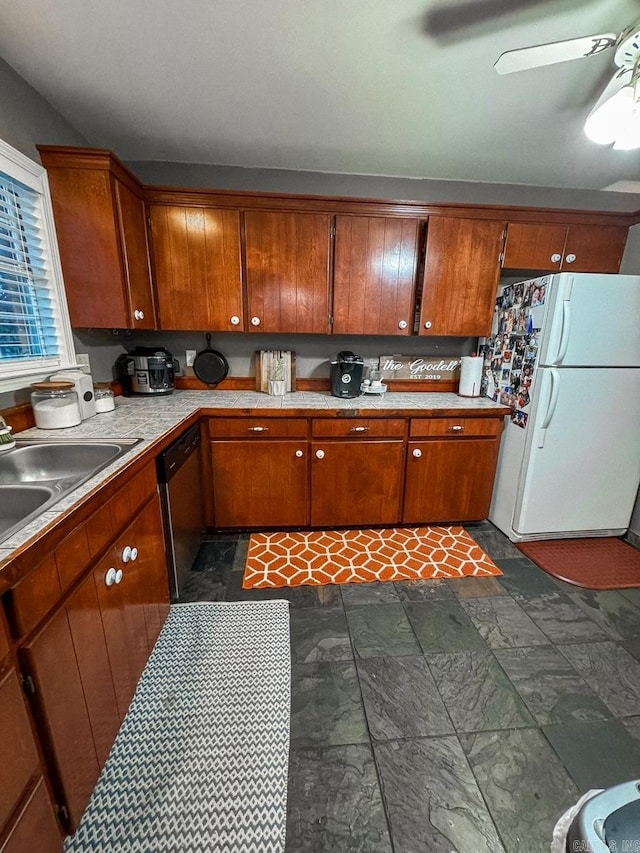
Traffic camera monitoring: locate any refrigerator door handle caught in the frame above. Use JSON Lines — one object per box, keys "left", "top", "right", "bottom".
{"left": 553, "top": 300, "right": 572, "bottom": 365}
{"left": 537, "top": 369, "right": 560, "bottom": 448}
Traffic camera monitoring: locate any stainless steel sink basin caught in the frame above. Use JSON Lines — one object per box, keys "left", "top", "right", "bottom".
{"left": 0, "top": 485, "right": 55, "bottom": 539}
{"left": 0, "top": 438, "right": 142, "bottom": 546}
{"left": 0, "top": 443, "right": 124, "bottom": 485}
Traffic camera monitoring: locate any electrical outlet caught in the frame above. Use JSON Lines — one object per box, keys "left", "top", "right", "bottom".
{"left": 76, "top": 353, "right": 91, "bottom": 374}
{"left": 185, "top": 350, "right": 196, "bottom": 367}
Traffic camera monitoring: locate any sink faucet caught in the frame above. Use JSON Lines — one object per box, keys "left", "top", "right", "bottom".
{"left": 0, "top": 416, "right": 15, "bottom": 452}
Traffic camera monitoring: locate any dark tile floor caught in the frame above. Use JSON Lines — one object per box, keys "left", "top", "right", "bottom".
{"left": 180, "top": 521, "right": 640, "bottom": 853}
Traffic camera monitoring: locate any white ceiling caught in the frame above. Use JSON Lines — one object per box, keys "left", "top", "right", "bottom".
{"left": 2, "top": 0, "right": 640, "bottom": 191}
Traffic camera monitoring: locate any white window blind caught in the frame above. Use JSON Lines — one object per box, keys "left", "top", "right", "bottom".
{"left": 0, "top": 140, "right": 74, "bottom": 390}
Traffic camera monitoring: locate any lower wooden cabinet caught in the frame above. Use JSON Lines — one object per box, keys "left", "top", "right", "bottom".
{"left": 207, "top": 414, "right": 506, "bottom": 529}
{"left": 0, "top": 778, "right": 61, "bottom": 853}
{"left": 211, "top": 440, "right": 309, "bottom": 528}
{"left": 310, "top": 440, "right": 404, "bottom": 527}
{"left": 404, "top": 438, "right": 501, "bottom": 523}
{"left": 16, "top": 490, "right": 169, "bottom": 833}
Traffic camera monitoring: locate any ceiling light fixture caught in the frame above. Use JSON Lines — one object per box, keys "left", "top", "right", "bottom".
{"left": 584, "top": 29, "right": 640, "bottom": 150}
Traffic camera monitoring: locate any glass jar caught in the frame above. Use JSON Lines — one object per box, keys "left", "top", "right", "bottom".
{"left": 94, "top": 383, "right": 115, "bottom": 413}
{"left": 31, "top": 381, "right": 81, "bottom": 429}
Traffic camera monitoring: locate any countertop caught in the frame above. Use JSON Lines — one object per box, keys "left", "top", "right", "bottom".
{"left": 1, "top": 390, "right": 508, "bottom": 567}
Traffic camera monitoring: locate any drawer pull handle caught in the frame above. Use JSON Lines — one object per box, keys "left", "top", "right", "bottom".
{"left": 448, "top": 425, "right": 465, "bottom": 432}
{"left": 248, "top": 426, "right": 269, "bottom": 432}
{"left": 412, "top": 448, "right": 422, "bottom": 458}
{"left": 349, "top": 426, "right": 369, "bottom": 433}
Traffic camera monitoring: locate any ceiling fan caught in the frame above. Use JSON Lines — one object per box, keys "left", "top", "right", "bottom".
{"left": 494, "top": 21, "right": 640, "bottom": 149}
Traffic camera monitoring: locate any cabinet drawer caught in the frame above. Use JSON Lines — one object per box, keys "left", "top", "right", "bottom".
{"left": 0, "top": 668, "right": 41, "bottom": 831}
{"left": 208, "top": 418, "right": 307, "bottom": 438}
{"left": 409, "top": 417, "right": 503, "bottom": 438}
{"left": 312, "top": 418, "right": 405, "bottom": 438}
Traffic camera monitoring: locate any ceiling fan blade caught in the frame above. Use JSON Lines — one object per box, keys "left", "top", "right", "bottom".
{"left": 494, "top": 32, "right": 617, "bottom": 74}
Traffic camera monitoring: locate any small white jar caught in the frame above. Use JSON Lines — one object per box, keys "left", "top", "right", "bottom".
{"left": 94, "top": 384, "right": 116, "bottom": 413}
{"left": 31, "top": 381, "right": 82, "bottom": 429}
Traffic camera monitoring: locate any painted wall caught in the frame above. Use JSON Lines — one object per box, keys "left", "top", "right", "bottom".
{"left": 0, "top": 56, "right": 89, "bottom": 409}
{"left": 130, "top": 160, "right": 640, "bottom": 213}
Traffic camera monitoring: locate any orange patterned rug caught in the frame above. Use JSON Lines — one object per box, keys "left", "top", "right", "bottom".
{"left": 243, "top": 526, "right": 502, "bottom": 589}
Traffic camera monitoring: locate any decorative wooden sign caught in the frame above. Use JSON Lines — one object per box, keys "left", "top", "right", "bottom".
{"left": 378, "top": 355, "right": 462, "bottom": 381}
{"left": 255, "top": 351, "right": 296, "bottom": 392}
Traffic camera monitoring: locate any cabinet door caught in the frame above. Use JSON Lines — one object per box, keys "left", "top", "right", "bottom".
{"left": 132, "top": 494, "right": 171, "bottom": 652}
{"left": 211, "top": 441, "right": 309, "bottom": 528}
{"left": 44, "top": 167, "right": 129, "bottom": 328}
{"left": 333, "top": 216, "right": 419, "bottom": 335}
{"left": 311, "top": 441, "right": 404, "bottom": 528}
{"left": 93, "top": 546, "right": 149, "bottom": 721}
{"left": 150, "top": 205, "right": 243, "bottom": 331}
{"left": 65, "top": 576, "right": 120, "bottom": 767}
{"left": 114, "top": 179, "right": 156, "bottom": 329}
{"left": 502, "top": 223, "right": 566, "bottom": 271}
{"left": 1, "top": 778, "right": 61, "bottom": 853}
{"left": 244, "top": 211, "right": 331, "bottom": 333}
{"left": 562, "top": 224, "right": 628, "bottom": 273}
{"left": 403, "top": 439, "right": 500, "bottom": 523}
{"left": 420, "top": 217, "right": 505, "bottom": 336}
{"left": 0, "top": 669, "right": 41, "bottom": 831}
{"left": 20, "top": 609, "right": 100, "bottom": 830}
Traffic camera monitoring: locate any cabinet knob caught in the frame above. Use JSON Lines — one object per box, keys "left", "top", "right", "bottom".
{"left": 398, "top": 320, "right": 408, "bottom": 330}
{"left": 412, "top": 448, "right": 422, "bottom": 458}
{"left": 349, "top": 426, "right": 369, "bottom": 433}
{"left": 315, "top": 449, "right": 325, "bottom": 459}
{"left": 424, "top": 320, "right": 432, "bottom": 329}
{"left": 122, "top": 545, "right": 132, "bottom": 563}
{"left": 448, "top": 425, "right": 465, "bottom": 433}
{"left": 230, "top": 315, "right": 240, "bottom": 326}
{"left": 115, "top": 568, "right": 124, "bottom": 584}
{"left": 295, "top": 450, "right": 304, "bottom": 458}
{"left": 105, "top": 567, "right": 118, "bottom": 587}
{"left": 251, "top": 316, "right": 261, "bottom": 326}
{"left": 133, "top": 309, "right": 145, "bottom": 320}
{"left": 551, "top": 253, "right": 562, "bottom": 263}
{"left": 565, "top": 253, "right": 576, "bottom": 264}
{"left": 130, "top": 547, "right": 138, "bottom": 562}
{"left": 248, "top": 426, "right": 268, "bottom": 433}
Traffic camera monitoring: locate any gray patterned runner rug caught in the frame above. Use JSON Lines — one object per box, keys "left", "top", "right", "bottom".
{"left": 65, "top": 601, "right": 291, "bottom": 853}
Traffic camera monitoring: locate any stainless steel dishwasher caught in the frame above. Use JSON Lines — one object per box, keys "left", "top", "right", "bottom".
{"left": 157, "top": 423, "right": 204, "bottom": 599}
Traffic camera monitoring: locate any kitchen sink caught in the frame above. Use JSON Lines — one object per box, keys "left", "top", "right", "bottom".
{"left": 0, "top": 438, "right": 142, "bottom": 546}
{"left": 0, "top": 485, "right": 55, "bottom": 540}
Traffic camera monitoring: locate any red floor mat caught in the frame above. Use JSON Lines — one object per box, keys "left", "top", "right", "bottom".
{"left": 516, "top": 537, "right": 640, "bottom": 590}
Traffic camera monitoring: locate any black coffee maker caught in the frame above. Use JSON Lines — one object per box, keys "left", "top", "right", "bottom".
{"left": 331, "top": 351, "right": 364, "bottom": 398}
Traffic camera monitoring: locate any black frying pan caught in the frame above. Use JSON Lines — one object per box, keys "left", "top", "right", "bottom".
{"left": 193, "top": 334, "right": 229, "bottom": 386}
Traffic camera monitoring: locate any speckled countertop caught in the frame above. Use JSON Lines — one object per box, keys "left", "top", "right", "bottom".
{"left": 1, "top": 390, "right": 508, "bottom": 566}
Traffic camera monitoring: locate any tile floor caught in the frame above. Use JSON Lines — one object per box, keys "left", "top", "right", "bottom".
{"left": 180, "top": 522, "right": 640, "bottom": 853}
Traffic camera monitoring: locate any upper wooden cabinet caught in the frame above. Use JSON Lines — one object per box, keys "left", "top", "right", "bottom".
{"left": 244, "top": 210, "right": 332, "bottom": 333}
{"left": 333, "top": 215, "right": 420, "bottom": 335}
{"left": 38, "top": 147, "right": 156, "bottom": 329}
{"left": 502, "top": 222, "right": 628, "bottom": 273}
{"left": 419, "top": 217, "right": 506, "bottom": 337}
{"left": 149, "top": 205, "right": 244, "bottom": 331}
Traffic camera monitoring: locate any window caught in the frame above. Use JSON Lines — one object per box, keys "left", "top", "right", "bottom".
{"left": 0, "top": 138, "right": 75, "bottom": 391}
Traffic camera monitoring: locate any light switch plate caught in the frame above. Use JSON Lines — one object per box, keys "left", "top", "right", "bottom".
{"left": 185, "top": 350, "right": 196, "bottom": 367}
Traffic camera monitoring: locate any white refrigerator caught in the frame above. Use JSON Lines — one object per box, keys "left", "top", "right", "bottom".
{"left": 481, "top": 273, "right": 640, "bottom": 542}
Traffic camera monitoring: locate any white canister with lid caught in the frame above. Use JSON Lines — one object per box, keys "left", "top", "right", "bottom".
{"left": 31, "top": 381, "right": 82, "bottom": 429}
